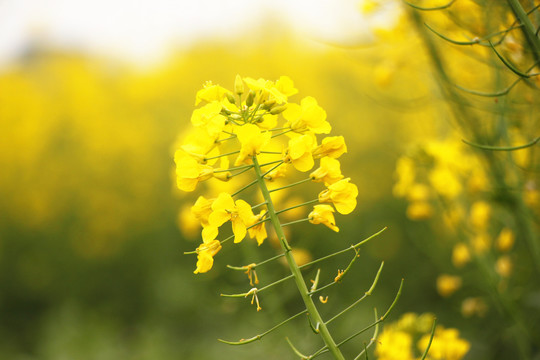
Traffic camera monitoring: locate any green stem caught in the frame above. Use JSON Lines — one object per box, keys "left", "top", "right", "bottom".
{"left": 251, "top": 155, "right": 345, "bottom": 360}
{"left": 507, "top": 0, "right": 540, "bottom": 65}
{"left": 269, "top": 177, "right": 312, "bottom": 192}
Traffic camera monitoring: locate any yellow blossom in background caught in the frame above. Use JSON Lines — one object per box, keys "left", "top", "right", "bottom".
{"left": 452, "top": 243, "right": 471, "bottom": 268}
{"left": 495, "top": 255, "right": 513, "bottom": 277}
{"left": 461, "top": 297, "right": 488, "bottom": 318}
{"left": 375, "top": 328, "right": 414, "bottom": 360}
{"left": 178, "top": 204, "right": 201, "bottom": 239}
{"left": 429, "top": 166, "right": 462, "bottom": 199}
{"left": 418, "top": 326, "right": 470, "bottom": 360}
{"left": 308, "top": 204, "right": 339, "bottom": 232}
{"left": 471, "top": 232, "right": 491, "bottom": 254}
{"left": 318, "top": 178, "right": 358, "bottom": 214}
{"left": 283, "top": 248, "right": 312, "bottom": 267}
{"left": 393, "top": 157, "right": 416, "bottom": 198}
{"left": 436, "top": 274, "right": 462, "bottom": 297}
{"left": 496, "top": 228, "right": 515, "bottom": 252}
{"left": 406, "top": 183, "right": 431, "bottom": 203}
{"left": 469, "top": 201, "right": 491, "bottom": 230}
{"left": 406, "top": 201, "right": 433, "bottom": 220}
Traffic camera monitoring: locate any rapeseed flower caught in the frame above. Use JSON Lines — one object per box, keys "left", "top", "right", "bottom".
{"left": 308, "top": 204, "right": 339, "bottom": 232}
{"left": 318, "top": 178, "right": 358, "bottom": 214}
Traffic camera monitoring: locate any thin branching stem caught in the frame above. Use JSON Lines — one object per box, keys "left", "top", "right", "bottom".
{"left": 269, "top": 177, "right": 312, "bottom": 193}
{"left": 218, "top": 309, "right": 308, "bottom": 345}
{"left": 324, "top": 262, "right": 384, "bottom": 324}
{"left": 204, "top": 150, "right": 240, "bottom": 161}
{"left": 353, "top": 309, "right": 380, "bottom": 360}
{"left": 462, "top": 136, "right": 540, "bottom": 151}
{"left": 403, "top": 0, "right": 456, "bottom": 11}
{"left": 227, "top": 253, "right": 285, "bottom": 271}
{"left": 252, "top": 155, "right": 345, "bottom": 360}
{"left": 299, "top": 227, "right": 387, "bottom": 269}
{"left": 276, "top": 198, "right": 319, "bottom": 215}
{"left": 419, "top": 318, "right": 438, "bottom": 360}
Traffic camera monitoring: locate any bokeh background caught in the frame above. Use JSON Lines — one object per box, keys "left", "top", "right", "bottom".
{"left": 1, "top": 1, "right": 538, "bottom": 359}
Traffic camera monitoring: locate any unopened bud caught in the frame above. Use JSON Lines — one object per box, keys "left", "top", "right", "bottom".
{"left": 213, "top": 170, "right": 231, "bottom": 182}
{"left": 246, "top": 90, "right": 255, "bottom": 107}
{"left": 262, "top": 99, "right": 276, "bottom": 110}
{"left": 226, "top": 92, "right": 236, "bottom": 105}
{"left": 234, "top": 74, "right": 244, "bottom": 95}
{"left": 270, "top": 104, "right": 288, "bottom": 115}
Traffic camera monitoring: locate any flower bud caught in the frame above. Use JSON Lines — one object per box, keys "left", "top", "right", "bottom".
{"left": 234, "top": 74, "right": 244, "bottom": 95}
{"left": 262, "top": 99, "right": 276, "bottom": 110}
{"left": 270, "top": 104, "right": 288, "bottom": 115}
{"left": 246, "top": 90, "right": 255, "bottom": 107}
{"left": 226, "top": 92, "right": 236, "bottom": 105}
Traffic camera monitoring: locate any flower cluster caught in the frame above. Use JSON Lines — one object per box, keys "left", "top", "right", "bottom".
{"left": 175, "top": 76, "right": 357, "bottom": 273}
{"left": 375, "top": 312, "right": 470, "bottom": 360}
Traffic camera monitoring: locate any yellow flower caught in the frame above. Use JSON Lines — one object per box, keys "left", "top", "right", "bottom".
{"left": 191, "top": 196, "right": 221, "bottom": 242}
{"left": 195, "top": 81, "right": 232, "bottom": 105}
{"left": 495, "top": 255, "right": 513, "bottom": 277}
{"left": 471, "top": 232, "right": 491, "bottom": 254}
{"left": 452, "top": 243, "right": 471, "bottom": 268}
{"left": 461, "top": 297, "right": 488, "bottom": 318}
{"left": 309, "top": 204, "right": 339, "bottom": 232}
{"left": 429, "top": 166, "right": 462, "bottom": 199}
{"left": 285, "top": 134, "right": 316, "bottom": 172}
{"left": 235, "top": 124, "right": 272, "bottom": 165}
{"left": 406, "top": 201, "right": 433, "bottom": 220}
{"left": 247, "top": 210, "right": 268, "bottom": 245}
{"left": 243, "top": 77, "right": 288, "bottom": 104}
{"left": 208, "top": 193, "right": 254, "bottom": 243}
{"left": 283, "top": 96, "right": 331, "bottom": 134}
{"left": 178, "top": 205, "right": 200, "bottom": 239}
{"left": 417, "top": 326, "right": 470, "bottom": 360}
{"left": 496, "top": 228, "right": 515, "bottom": 252}
{"left": 264, "top": 162, "right": 288, "bottom": 181}
{"left": 318, "top": 178, "right": 358, "bottom": 215}
{"left": 275, "top": 76, "right": 298, "bottom": 97}
{"left": 312, "top": 136, "right": 347, "bottom": 159}
{"left": 191, "top": 195, "right": 214, "bottom": 226}
{"left": 393, "top": 157, "right": 415, "bottom": 198}
{"left": 179, "top": 127, "right": 220, "bottom": 164}
{"left": 194, "top": 240, "right": 222, "bottom": 274}
{"left": 310, "top": 157, "right": 343, "bottom": 185}
{"left": 375, "top": 328, "right": 414, "bottom": 360}
{"left": 436, "top": 274, "right": 462, "bottom": 297}
{"left": 190, "top": 102, "right": 227, "bottom": 137}
{"left": 470, "top": 201, "right": 491, "bottom": 230}
{"left": 174, "top": 153, "right": 214, "bottom": 192}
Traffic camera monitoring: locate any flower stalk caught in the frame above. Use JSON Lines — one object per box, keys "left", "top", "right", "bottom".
{"left": 252, "top": 155, "right": 346, "bottom": 360}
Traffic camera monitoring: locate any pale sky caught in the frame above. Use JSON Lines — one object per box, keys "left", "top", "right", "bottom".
{"left": 0, "top": 0, "right": 397, "bottom": 68}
